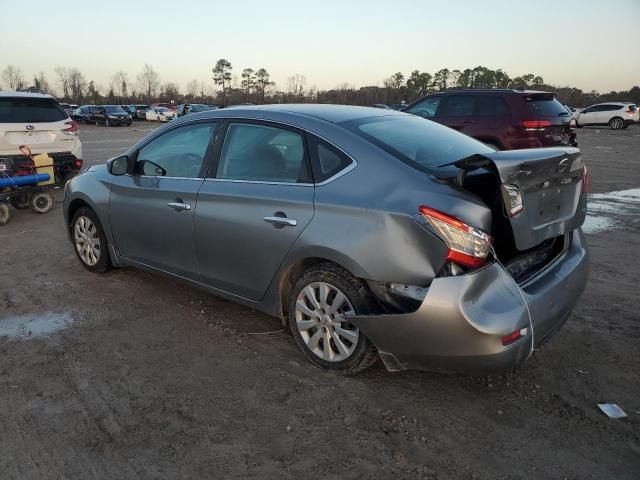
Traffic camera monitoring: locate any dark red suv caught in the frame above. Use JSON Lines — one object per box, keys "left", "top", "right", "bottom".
{"left": 403, "top": 89, "right": 577, "bottom": 150}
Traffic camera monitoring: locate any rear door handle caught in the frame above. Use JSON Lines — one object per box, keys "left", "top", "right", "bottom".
{"left": 463, "top": 120, "right": 476, "bottom": 124}
{"left": 264, "top": 216, "right": 297, "bottom": 227}
{"left": 168, "top": 201, "right": 191, "bottom": 211}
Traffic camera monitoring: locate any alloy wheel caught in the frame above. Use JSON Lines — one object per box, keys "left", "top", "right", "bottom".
{"left": 74, "top": 215, "right": 101, "bottom": 266}
{"left": 294, "top": 282, "right": 360, "bottom": 362}
{"left": 610, "top": 118, "right": 623, "bottom": 129}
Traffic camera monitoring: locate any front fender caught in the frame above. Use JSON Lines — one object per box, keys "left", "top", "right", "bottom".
{"left": 63, "top": 166, "right": 113, "bottom": 245}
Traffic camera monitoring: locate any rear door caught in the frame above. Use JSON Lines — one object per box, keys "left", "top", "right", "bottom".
{"left": 109, "top": 121, "right": 217, "bottom": 278}
{"left": 0, "top": 96, "right": 75, "bottom": 155}
{"left": 194, "top": 120, "right": 315, "bottom": 300}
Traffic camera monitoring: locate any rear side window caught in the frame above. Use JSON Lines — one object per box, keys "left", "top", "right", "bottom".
{"left": 216, "top": 123, "right": 310, "bottom": 183}
{"left": 307, "top": 136, "right": 353, "bottom": 182}
{"left": 343, "top": 115, "right": 493, "bottom": 175}
{"left": 440, "top": 96, "right": 475, "bottom": 117}
{"left": 476, "top": 96, "right": 512, "bottom": 116}
{"left": 0, "top": 97, "right": 67, "bottom": 123}
{"left": 524, "top": 93, "right": 569, "bottom": 117}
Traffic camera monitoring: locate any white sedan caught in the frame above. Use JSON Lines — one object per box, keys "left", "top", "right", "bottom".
{"left": 145, "top": 107, "right": 176, "bottom": 122}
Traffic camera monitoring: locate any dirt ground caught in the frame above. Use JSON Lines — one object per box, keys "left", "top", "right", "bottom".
{"left": 0, "top": 122, "right": 638, "bottom": 479}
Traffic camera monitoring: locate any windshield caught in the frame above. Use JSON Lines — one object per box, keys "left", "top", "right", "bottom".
{"left": 0, "top": 97, "right": 68, "bottom": 123}
{"left": 525, "top": 93, "right": 569, "bottom": 117}
{"left": 156, "top": 107, "right": 169, "bottom": 112}
{"left": 104, "top": 106, "right": 125, "bottom": 114}
{"left": 342, "top": 115, "right": 494, "bottom": 174}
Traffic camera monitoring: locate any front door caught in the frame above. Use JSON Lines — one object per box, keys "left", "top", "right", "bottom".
{"left": 435, "top": 95, "right": 480, "bottom": 135}
{"left": 194, "top": 121, "right": 315, "bottom": 300}
{"left": 109, "top": 121, "right": 217, "bottom": 278}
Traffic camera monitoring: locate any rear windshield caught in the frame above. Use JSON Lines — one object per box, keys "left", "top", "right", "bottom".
{"left": 628, "top": 104, "right": 638, "bottom": 112}
{"left": 342, "top": 115, "right": 493, "bottom": 174}
{"left": 0, "top": 97, "right": 68, "bottom": 123}
{"left": 524, "top": 93, "right": 570, "bottom": 117}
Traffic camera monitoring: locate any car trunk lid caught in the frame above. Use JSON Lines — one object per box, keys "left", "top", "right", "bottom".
{"left": 443, "top": 147, "right": 586, "bottom": 251}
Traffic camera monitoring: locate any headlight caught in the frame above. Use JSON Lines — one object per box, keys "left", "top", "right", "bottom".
{"left": 108, "top": 115, "right": 117, "bottom": 119}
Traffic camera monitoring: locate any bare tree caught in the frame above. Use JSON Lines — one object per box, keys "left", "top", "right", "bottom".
{"left": 54, "top": 66, "right": 70, "bottom": 98}
{"left": 2, "top": 65, "right": 25, "bottom": 90}
{"left": 287, "top": 74, "right": 306, "bottom": 96}
{"left": 68, "top": 69, "right": 87, "bottom": 102}
{"left": 33, "top": 71, "right": 51, "bottom": 94}
{"left": 185, "top": 79, "right": 199, "bottom": 98}
{"left": 111, "top": 70, "right": 129, "bottom": 102}
{"left": 162, "top": 82, "right": 180, "bottom": 101}
{"left": 212, "top": 59, "right": 232, "bottom": 105}
{"left": 137, "top": 64, "right": 161, "bottom": 101}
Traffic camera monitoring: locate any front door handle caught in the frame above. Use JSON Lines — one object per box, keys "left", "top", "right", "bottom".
{"left": 264, "top": 216, "right": 297, "bottom": 227}
{"left": 168, "top": 201, "right": 191, "bottom": 211}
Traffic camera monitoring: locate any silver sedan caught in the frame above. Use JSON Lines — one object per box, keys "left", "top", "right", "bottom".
{"left": 63, "top": 105, "right": 589, "bottom": 374}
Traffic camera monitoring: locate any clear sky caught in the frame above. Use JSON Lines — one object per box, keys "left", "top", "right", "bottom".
{"left": 1, "top": 0, "right": 638, "bottom": 95}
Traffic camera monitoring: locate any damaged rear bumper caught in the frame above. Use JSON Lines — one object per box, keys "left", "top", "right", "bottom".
{"left": 350, "top": 229, "right": 589, "bottom": 374}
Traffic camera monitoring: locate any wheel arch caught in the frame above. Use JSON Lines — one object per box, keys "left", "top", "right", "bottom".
{"left": 274, "top": 251, "right": 371, "bottom": 324}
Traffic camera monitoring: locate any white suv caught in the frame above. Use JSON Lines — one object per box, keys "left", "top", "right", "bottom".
{"left": 575, "top": 102, "right": 639, "bottom": 130}
{"left": 0, "top": 91, "right": 83, "bottom": 181}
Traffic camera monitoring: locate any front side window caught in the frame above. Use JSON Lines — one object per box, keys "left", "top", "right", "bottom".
{"left": 136, "top": 123, "right": 216, "bottom": 178}
{"left": 405, "top": 96, "right": 442, "bottom": 119}
{"left": 216, "top": 123, "right": 309, "bottom": 183}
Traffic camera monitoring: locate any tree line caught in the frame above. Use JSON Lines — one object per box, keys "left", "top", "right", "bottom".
{"left": 2, "top": 62, "right": 639, "bottom": 108}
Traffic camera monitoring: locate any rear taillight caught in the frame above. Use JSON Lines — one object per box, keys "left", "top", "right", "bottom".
{"left": 75, "top": 159, "right": 83, "bottom": 169}
{"left": 522, "top": 120, "right": 551, "bottom": 131}
{"left": 581, "top": 165, "right": 589, "bottom": 193}
{"left": 63, "top": 120, "right": 79, "bottom": 134}
{"left": 419, "top": 205, "right": 492, "bottom": 268}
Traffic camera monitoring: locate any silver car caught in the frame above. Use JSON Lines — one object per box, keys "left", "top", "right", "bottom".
{"left": 63, "top": 105, "right": 589, "bottom": 374}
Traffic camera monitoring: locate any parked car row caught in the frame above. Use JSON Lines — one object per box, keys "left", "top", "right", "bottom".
{"left": 72, "top": 105, "right": 132, "bottom": 126}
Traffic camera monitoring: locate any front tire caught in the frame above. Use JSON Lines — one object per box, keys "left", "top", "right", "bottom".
{"left": 609, "top": 117, "right": 624, "bottom": 130}
{"left": 287, "top": 263, "right": 379, "bottom": 374}
{"left": 71, "top": 207, "right": 111, "bottom": 273}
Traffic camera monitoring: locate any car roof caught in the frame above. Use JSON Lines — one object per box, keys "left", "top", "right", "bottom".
{"left": 200, "top": 104, "right": 405, "bottom": 123}
{"left": 0, "top": 90, "right": 56, "bottom": 99}
{"left": 433, "top": 88, "right": 553, "bottom": 95}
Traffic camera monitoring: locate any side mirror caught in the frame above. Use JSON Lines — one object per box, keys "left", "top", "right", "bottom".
{"left": 107, "top": 155, "right": 128, "bottom": 176}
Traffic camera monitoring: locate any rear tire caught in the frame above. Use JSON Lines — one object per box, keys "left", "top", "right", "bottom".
{"left": 0, "top": 203, "right": 10, "bottom": 225}
{"left": 10, "top": 194, "right": 29, "bottom": 210}
{"left": 30, "top": 192, "right": 53, "bottom": 214}
{"left": 609, "top": 117, "right": 624, "bottom": 130}
{"left": 287, "top": 263, "right": 379, "bottom": 374}
{"left": 71, "top": 207, "right": 111, "bottom": 273}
